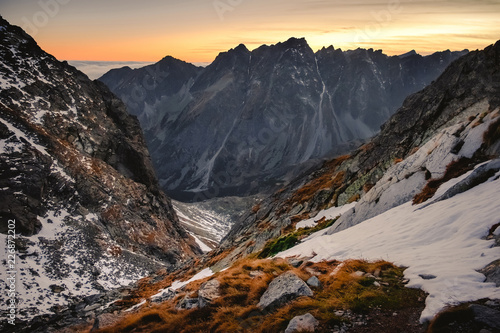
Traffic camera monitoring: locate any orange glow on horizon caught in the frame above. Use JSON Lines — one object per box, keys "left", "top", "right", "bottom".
{"left": 2, "top": 0, "right": 499, "bottom": 63}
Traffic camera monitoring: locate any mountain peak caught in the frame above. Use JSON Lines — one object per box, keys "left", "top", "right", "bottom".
{"left": 157, "top": 55, "right": 197, "bottom": 67}
{"left": 280, "top": 37, "right": 309, "bottom": 49}
{"left": 159, "top": 55, "right": 177, "bottom": 62}
{"left": 234, "top": 43, "right": 249, "bottom": 52}
{"left": 398, "top": 50, "right": 418, "bottom": 58}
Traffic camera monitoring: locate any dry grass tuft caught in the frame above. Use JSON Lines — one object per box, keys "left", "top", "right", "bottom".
{"left": 413, "top": 157, "right": 475, "bottom": 205}
{"left": 283, "top": 155, "right": 350, "bottom": 212}
{"left": 363, "top": 183, "right": 374, "bottom": 193}
{"left": 252, "top": 203, "right": 261, "bottom": 213}
{"left": 96, "top": 258, "right": 425, "bottom": 333}
{"left": 347, "top": 193, "right": 360, "bottom": 203}
{"left": 483, "top": 117, "right": 500, "bottom": 149}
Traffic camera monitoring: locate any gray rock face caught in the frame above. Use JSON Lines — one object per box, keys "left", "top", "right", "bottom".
{"left": 428, "top": 159, "right": 500, "bottom": 206}
{"left": 0, "top": 15, "right": 200, "bottom": 321}
{"left": 306, "top": 276, "right": 322, "bottom": 288}
{"left": 469, "top": 304, "right": 500, "bottom": 329}
{"left": 257, "top": 272, "right": 313, "bottom": 311}
{"left": 285, "top": 313, "right": 319, "bottom": 333}
{"left": 198, "top": 279, "right": 221, "bottom": 306}
{"left": 100, "top": 38, "right": 466, "bottom": 201}
{"left": 480, "top": 260, "right": 500, "bottom": 287}
{"left": 176, "top": 296, "right": 200, "bottom": 310}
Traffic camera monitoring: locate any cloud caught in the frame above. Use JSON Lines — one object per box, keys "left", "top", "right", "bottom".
{"left": 68, "top": 61, "right": 154, "bottom": 80}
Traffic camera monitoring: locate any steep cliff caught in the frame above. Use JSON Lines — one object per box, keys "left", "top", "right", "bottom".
{"left": 0, "top": 16, "right": 200, "bottom": 322}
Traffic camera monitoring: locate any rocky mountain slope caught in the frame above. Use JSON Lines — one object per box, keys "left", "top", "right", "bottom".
{"left": 100, "top": 39, "right": 467, "bottom": 200}
{"left": 0, "top": 16, "right": 200, "bottom": 323}
{"left": 3, "top": 27, "right": 498, "bottom": 333}
{"left": 212, "top": 40, "right": 500, "bottom": 271}
{"left": 53, "top": 38, "right": 496, "bottom": 333}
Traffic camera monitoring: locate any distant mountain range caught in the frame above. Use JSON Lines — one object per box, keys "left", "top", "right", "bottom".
{"left": 68, "top": 61, "right": 155, "bottom": 80}
{"left": 100, "top": 39, "right": 467, "bottom": 201}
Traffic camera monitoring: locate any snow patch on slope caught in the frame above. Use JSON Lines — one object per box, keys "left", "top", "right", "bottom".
{"left": 277, "top": 165, "right": 500, "bottom": 322}
{"left": 189, "top": 232, "right": 212, "bottom": 253}
{"left": 0, "top": 209, "right": 150, "bottom": 321}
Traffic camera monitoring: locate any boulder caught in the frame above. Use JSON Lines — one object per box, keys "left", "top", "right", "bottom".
{"left": 175, "top": 279, "right": 221, "bottom": 310}
{"left": 306, "top": 276, "right": 321, "bottom": 288}
{"left": 257, "top": 272, "right": 313, "bottom": 311}
{"left": 479, "top": 259, "right": 500, "bottom": 287}
{"left": 198, "top": 279, "right": 220, "bottom": 307}
{"left": 469, "top": 304, "right": 500, "bottom": 329}
{"left": 151, "top": 288, "right": 176, "bottom": 304}
{"left": 175, "top": 296, "right": 199, "bottom": 310}
{"left": 285, "top": 313, "right": 319, "bottom": 333}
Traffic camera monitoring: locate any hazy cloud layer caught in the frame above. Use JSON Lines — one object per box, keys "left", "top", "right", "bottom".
{"left": 68, "top": 61, "right": 154, "bottom": 80}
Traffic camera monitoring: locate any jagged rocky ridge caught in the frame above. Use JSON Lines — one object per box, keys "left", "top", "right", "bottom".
{"left": 211, "top": 40, "right": 500, "bottom": 270}
{"left": 99, "top": 38, "right": 467, "bottom": 200}
{"left": 0, "top": 16, "right": 200, "bottom": 322}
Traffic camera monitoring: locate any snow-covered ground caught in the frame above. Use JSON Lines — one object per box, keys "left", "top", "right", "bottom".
{"left": 188, "top": 232, "right": 212, "bottom": 253}
{"left": 277, "top": 162, "right": 500, "bottom": 322}
{"left": 0, "top": 208, "right": 150, "bottom": 320}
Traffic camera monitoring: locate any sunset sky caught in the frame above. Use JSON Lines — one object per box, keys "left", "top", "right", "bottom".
{"left": 1, "top": 0, "right": 499, "bottom": 63}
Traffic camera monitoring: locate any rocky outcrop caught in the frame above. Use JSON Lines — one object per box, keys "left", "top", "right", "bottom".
{"left": 285, "top": 313, "right": 319, "bottom": 333}
{"left": 480, "top": 260, "right": 500, "bottom": 287}
{"left": 327, "top": 111, "right": 500, "bottom": 234}
{"left": 306, "top": 276, "right": 321, "bottom": 288}
{"left": 469, "top": 304, "right": 500, "bottom": 330}
{"left": 257, "top": 272, "right": 313, "bottom": 312}
{"left": 198, "top": 279, "right": 221, "bottom": 306}
{"left": 175, "top": 278, "right": 221, "bottom": 310}
{"left": 100, "top": 38, "right": 466, "bottom": 201}
{"left": 0, "top": 16, "right": 200, "bottom": 321}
